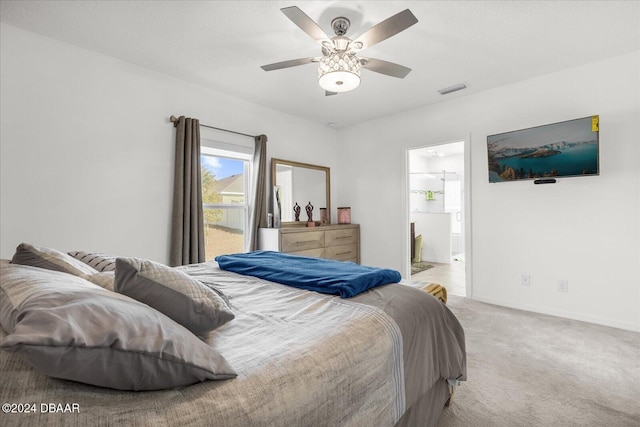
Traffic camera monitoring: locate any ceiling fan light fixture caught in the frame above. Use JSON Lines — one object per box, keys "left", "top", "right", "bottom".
{"left": 262, "top": 6, "right": 418, "bottom": 94}
{"left": 318, "top": 52, "right": 361, "bottom": 93}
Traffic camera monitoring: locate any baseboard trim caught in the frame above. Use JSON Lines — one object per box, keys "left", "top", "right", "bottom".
{"left": 471, "top": 295, "right": 639, "bottom": 332}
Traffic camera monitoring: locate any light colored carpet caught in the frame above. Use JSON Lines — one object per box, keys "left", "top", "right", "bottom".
{"left": 438, "top": 296, "right": 640, "bottom": 427}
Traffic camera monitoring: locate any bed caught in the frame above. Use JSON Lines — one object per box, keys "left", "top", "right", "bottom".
{"left": 0, "top": 245, "right": 466, "bottom": 427}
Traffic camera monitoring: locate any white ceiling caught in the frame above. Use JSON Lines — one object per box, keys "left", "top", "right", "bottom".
{"left": 1, "top": 1, "right": 638, "bottom": 129}
{"left": 414, "top": 141, "right": 465, "bottom": 160}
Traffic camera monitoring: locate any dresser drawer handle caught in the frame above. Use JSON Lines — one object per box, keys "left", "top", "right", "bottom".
{"left": 295, "top": 240, "right": 316, "bottom": 244}
{"left": 335, "top": 235, "right": 352, "bottom": 239}
{"left": 335, "top": 251, "right": 352, "bottom": 256}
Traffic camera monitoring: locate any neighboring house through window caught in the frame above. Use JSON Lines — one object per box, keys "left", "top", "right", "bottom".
{"left": 201, "top": 137, "right": 253, "bottom": 260}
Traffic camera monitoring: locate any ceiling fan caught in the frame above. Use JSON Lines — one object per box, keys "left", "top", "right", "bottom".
{"left": 261, "top": 6, "right": 418, "bottom": 95}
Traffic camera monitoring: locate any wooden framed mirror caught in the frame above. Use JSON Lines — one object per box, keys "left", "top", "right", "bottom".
{"left": 271, "top": 158, "right": 330, "bottom": 225}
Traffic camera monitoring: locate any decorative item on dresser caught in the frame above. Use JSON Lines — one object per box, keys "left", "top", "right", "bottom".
{"left": 293, "top": 202, "right": 301, "bottom": 221}
{"left": 305, "top": 201, "right": 315, "bottom": 227}
{"left": 319, "top": 208, "right": 328, "bottom": 224}
{"left": 338, "top": 206, "right": 351, "bottom": 224}
{"left": 258, "top": 224, "right": 360, "bottom": 264}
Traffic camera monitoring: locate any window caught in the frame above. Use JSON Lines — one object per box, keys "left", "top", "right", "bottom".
{"left": 201, "top": 139, "right": 253, "bottom": 260}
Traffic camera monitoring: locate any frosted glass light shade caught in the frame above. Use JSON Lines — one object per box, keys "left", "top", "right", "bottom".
{"left": 318, "top": 52, "right": 361, "bottom": 93}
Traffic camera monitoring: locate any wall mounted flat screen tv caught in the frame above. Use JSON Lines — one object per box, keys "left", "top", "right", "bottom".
{"left": 487, "top": 115, "right": 599, "bottom": 183}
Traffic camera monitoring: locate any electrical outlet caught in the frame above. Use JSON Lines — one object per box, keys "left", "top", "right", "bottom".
{"left": 558, "top": 280, "right": 569, "bottom": 293}
{"left": 521, "top": 275, "right": 531, "bottom": 287}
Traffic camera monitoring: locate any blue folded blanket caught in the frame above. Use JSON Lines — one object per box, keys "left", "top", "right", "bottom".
{"left": 215, "top": 251, "right": 401, "bottom": 298}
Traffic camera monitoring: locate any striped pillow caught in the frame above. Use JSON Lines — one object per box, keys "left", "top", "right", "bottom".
{"left": 68, "top": 251, "right": 117, "bottom": 272}
{"left": 12, "top": 243, "right": 98, "bottom": 277}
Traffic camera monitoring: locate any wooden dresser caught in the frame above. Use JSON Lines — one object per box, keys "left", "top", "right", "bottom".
{"left": 258, "top": 224, "right": 360, "bottom": 264}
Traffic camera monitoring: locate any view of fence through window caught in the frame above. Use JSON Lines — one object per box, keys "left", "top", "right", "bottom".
{"left": 201, "top": 153, "right": 248, "bottom": 260}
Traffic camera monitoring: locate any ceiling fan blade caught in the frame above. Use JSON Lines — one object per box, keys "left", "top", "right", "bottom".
{"left": 361, "top": 58, "right": 411, "bottom": 78}
{"left": 325, "top": 91, "right": 337, "bottom": 96}
{"left": 261, "top": 57, "right": 316, "bottom": 71}
{"left": 281, "top": 6, "right": 331, "bottom": 43}
{"left": 353, "top": 9, "right": 418, "bottom": 50}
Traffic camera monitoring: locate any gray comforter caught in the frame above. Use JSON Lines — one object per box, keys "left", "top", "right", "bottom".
{"left": 0, "top": 262, "right": 466, "bottom": 427}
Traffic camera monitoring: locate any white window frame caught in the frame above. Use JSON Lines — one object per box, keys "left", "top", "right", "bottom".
{"left": 201, "top": 138, "right": 253, "bottom": 252}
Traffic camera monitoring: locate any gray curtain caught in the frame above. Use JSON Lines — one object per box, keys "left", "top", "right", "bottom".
{"left": 170, "top": 116, "right": 205, "bottom": 266}
{"left": 248, "top": 134, "right": 268, "bottom": 250}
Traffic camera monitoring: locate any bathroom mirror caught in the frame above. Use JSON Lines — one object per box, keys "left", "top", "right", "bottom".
{"left": 271, "top": 158, "right": 330, "bottom": 225}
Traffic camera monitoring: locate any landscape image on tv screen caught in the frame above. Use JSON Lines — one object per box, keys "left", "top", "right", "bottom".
{"left": 487, "top": 116, "right": 599, "bottom": 183}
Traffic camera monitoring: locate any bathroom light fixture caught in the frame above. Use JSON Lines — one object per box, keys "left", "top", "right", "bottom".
{"left": 428, "top": 150, "right": 445, "bottom": 157}
{"left": 318, "top": 52, "right": 361, "bottom": 93}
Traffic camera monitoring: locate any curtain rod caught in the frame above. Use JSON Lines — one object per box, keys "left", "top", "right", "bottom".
{"left": 169, "top": 115, "right": 256, "bottom": 138}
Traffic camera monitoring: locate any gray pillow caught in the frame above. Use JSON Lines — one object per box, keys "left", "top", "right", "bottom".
{"left": 11, "top": 243, "right": 98, "bottom": 277}
{"left": 115, "top": 258, "right": 234, "bottom": 336}
{"left": 68, "top": 250, "right": 117, "bottom": 272}
{"left": 0, "top": 263, "right": 236, "bottom": 390}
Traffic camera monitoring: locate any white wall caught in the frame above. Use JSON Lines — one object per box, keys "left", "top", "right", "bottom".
{"left": 0, "top": 24, "right": 338, "bottom": 263}
{"left": 337, "top": 52, "right": 640, "bottom": 331}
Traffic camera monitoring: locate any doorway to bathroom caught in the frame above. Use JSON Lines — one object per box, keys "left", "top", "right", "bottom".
{"left": 408, "top": 141, "right": 467, "bottom": 297}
